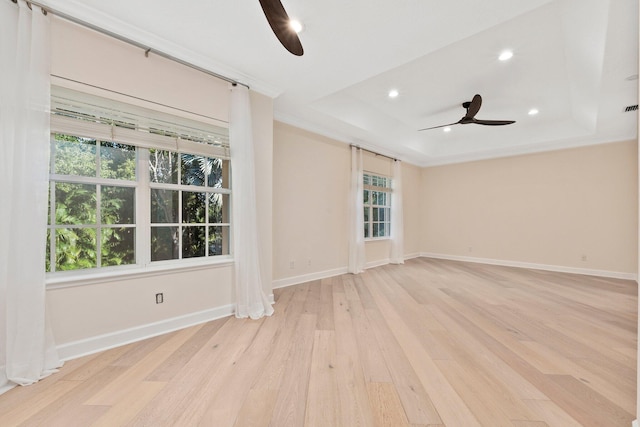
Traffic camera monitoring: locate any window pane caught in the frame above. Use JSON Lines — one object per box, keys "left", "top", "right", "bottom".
{"left": 101, "top": 227, "right": 135, "bottom": 266}
{"left": 149, "top": 149, "right": 178, "bottom": 184}
{"left": 379, "top": 223, "right": 386, "bottom": 236}
{"left": 208, "top": 193, "right": 230, "bottom": 224}
{"left": 385, "top": 208, "right": 391, "bottom": 222}
{"left": 364, "top": 189, "right": 369, "bottom": 204}
{"left": 378, "top": 192, "right": 386, "bottom": 206}
{"left": 363, "top": 206, "right": 369, "bottom": 222}
{"left": 372, "top": 191, "right": 378, "bottom": 204}
{"left": 151, "top": 189, "right": 178, "bottom": 223}
{"left": 373, "top": 207, "right": 379, "bottom": 221}
{"left": 55, "top": 228, "right": 96, "bottom": 270}
{"left": 102, "top": 186, "right": 135, "bottom": 224}
{"left": 379, "top": 208, "right": 385, "bottom": 221}
{"left": 151, "top": 226, "right": 178, "bottom": 261}
{"left": 55, "top": 182, "right": 96, "bottom": 224}
{"left": 207, "top": 158, "right": 227, "bottom": 188}
{"left": 364, "top": 223, "right": 369, "bottom": 238}
{"left": 209, "top": 226, "right": 230, "bottom": 256}
{"left": 182, "top": 226, "right": 205, "bottom": 258}
{"left": 373, "top": 223, "right": 379, "bottom": 237}
{"left": 181, "top": 154, "right": 207, "bottom": 186}
{"left": 363, "top": 174, "right": 370, "bottom": 185}
{"left": 53, "top": 134, "right": 97, "bottom": 177}
{"left": 100, "top": 141, "right": 136, "bottom": 180}
{"left": 182, "top": 191, "right": 206, "bottom": 223}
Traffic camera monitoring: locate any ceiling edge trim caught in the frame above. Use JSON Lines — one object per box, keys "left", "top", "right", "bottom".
{"left": 419, "top": 133, "right": 637, "bottom": 168}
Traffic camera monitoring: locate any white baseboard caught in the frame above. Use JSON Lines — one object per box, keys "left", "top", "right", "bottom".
{"left": 403, "top": 252, "right": 421, "bottom": 260}
{"left": 272, "top": 253, "right": 428, "bottom": 290}
{"left": 366, "top": 258, "right": 390, "bottom": 269}
{"left": 420, "top": 252, "right": 638, "bottom": 281}
{"left": 56, "top": 304, "right": 235, "bottom": 361}
{"left": 272, "top": 267, "right": 349, "bottom": 289}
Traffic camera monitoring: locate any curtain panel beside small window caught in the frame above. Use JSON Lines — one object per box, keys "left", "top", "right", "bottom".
{"left": 348, "top": 147, "right": 366, "bottom": 274}
{"left": 390, "top": 160, "right": 404, "bottom": 264}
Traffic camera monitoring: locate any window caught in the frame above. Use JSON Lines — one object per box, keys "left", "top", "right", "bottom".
{"left": 47, "top": 135, "right": 137, "bottom": 271}
{"left": 46, "top": 87, "right": 230, "bottom": 274}
{"left": 149, "top": 149, "right": 230, "bottom": 261}
{"left": 363, "top": 173, "right": 391, "bottom": 239}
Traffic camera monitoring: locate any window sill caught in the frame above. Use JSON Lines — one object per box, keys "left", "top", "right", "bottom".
{"left": 46, "top": 255, "right": 234, "bottom": 290}
{"left": 365, "top": 237, "right": 391, "bottom": 242}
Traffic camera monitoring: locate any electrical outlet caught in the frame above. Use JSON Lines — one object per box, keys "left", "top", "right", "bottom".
{"left": 156, "top": 293, "right": 164, "bottom": 304}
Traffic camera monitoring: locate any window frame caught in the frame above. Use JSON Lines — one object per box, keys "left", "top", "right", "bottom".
{"left": 147, "top": 149, "right": 232, "bottom": 263}
{"left": 47, "top": 134, "right": 139, "bottom": 273}
{"left": 363, "top": 172, "right": 392, "bottom": 240}
{"left": 46, "top": 88, "right": 232, "bottom": 282}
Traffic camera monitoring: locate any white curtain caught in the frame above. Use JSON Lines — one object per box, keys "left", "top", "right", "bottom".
{"left": 390, "top": 160, "right": 405, "bottom": 264}
{"left": 229, "top": 85, "right": 274, "bottom": 319}
{"left": 0, "top": 0, "right": 61, "bottom": 395}
{"left": 348, "top": 146, "right": 366, "bottom": 273}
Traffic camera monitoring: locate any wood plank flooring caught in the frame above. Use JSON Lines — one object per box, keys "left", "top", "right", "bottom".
{"left": 0, "top": 258, "right": 637, "bottom": 426}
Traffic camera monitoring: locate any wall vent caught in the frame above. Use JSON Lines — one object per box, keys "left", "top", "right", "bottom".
{"left": 624, "top": 104, "right": 638, "bottom": 112}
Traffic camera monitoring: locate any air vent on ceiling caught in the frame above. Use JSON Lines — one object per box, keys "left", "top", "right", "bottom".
{"left": 624, "top": 104, "right": 638, "bottom": 112}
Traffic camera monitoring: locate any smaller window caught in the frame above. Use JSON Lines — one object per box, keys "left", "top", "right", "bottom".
{"left": 363, "top": 172, "right": 391, "bottom": 239}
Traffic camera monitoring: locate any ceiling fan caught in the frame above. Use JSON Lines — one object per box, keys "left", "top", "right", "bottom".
{"left": 419, "top": 94, "right": 515, "bottom": 131}
{"left": 259, "top": 0, "right": 304, "bottom": 56}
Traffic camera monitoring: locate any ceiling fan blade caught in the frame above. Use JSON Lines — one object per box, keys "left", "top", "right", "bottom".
{"left": 464, "top": 94, "right": 482, "bottom": 119}
{"left": 418, "top": 121, "right": 460, "bottom": 131}
{"left": 258, "top": 0, "right": 304, "bottom": 56}
{"left": 472, "top": 119, "right": 516, "bottom": 126}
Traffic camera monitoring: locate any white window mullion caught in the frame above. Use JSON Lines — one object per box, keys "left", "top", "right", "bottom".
{"left": 177, "top": 156, "right": 183, "bottom": 260}
{"left": 95, "top": 141, "right": 101, "bottom": 268}
{"left": 96, "top": 184, "right": 102, "bottom": 268}
{"left": 137, "top": 148, "right": 151, "bottom": 267}
{"left": 49, "top": 181, "right": 56, "bottom": 273}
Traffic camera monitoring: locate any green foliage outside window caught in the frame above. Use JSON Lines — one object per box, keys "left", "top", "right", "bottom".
{"left": 48, "top": 135, "right": 230, "bottom": 273}
{"left": 47, "top": 134, "right": 136, "bottom": 272}
{"left": 363, "top": 173, "right": 391, "bottom": 239}
{"left": 149, "top": 149, "right": 229, "bottom": 262}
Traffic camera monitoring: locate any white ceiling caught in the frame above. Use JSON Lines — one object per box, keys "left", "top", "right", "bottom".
{"left": 41, "top": 0, "right": 638, "bottom": 166}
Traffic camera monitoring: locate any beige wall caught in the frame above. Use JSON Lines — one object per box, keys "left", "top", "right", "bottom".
{"left": 421, "top": 140, "right": 638, "bottom": 275}
{"left": 402, "top": 162, "right": 422, "bottom": 258}
{"left": 272, "top": 122, "right": 423, "bottom": 283}
{"left": 48, "top": 18, "right": 273, "bottom": 353}
{"left": 272, "top": 122, "right": 351, "bottom": 281}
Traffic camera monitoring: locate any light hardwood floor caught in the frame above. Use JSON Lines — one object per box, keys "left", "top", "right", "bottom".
{"left": 0, "top": 258, "right": 637, "bottom": 426}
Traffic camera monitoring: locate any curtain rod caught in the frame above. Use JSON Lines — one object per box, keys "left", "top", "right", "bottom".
{"left": 350, "top": 144, "right": 398, "bottom": 162}
{"left": 20, "top": 0, "right": 250, "bottom": 89}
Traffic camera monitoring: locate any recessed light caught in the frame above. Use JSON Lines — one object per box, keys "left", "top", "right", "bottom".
{"left": 499, "top": 50, "right": 513, "bottom": 61}
{"left": 443, "top": 127, "right": 452, "bottom": 132}
{"left": 528, "top": 108, "right": 539, "bottom": 116}
{"left": 388, "top": 89, "right": 399, "bottom": 98}
{"left": 289, "top": 19, "right": 303, "bottom": 34}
